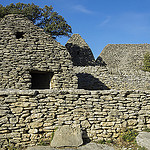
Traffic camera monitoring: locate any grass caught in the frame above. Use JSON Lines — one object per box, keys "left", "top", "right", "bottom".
{"left": 143, "top": 128, "right": 150, "bottom": 132}
{"left": 113, "top": 128, "right": 148, "bottom": 150}
{"left": 38, "top": 127, "right": 58, "bottom": 146}
{"left": 98, "top": 139, "right": 113, "bottom": 144}
{"left": 7, "top": 143, "right": 25, "bottom": 150}
{"left": 96, "top": 128, "right": 148, "bottom": 150}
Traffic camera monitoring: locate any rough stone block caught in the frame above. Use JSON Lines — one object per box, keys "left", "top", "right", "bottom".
{"left": 136, "top": 132, "right": 150, "bottom": 150}
{"left": 0, "top": 116, "right": 8, "bottom": 124}
{"left": 51, "top": 125, "right": 83, "bottom": 147}
{"left": 10, "top": 117, "right": 18, "bottom": 124}
{"left": 11, "top": 107, "right": 23, "bottom": 114}
{"left": 29, "top": 129, "right": 38, "bottom": 134}
{"left": 81, "top": 120, "right": 91, "bottom": 128}
{"left": 127, "top": 119, "right": 137, "bottom": 126}
{"left": 29, "top": 122, "right": 43, "bottom": 128}
{"left": 0, "top": 110, "right": 10, "bottom": 117}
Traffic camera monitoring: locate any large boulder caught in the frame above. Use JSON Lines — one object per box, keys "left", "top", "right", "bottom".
{"left": 136, "top": 131, "right": 150, "bottom": 150}
{"left": 51, "top": 125, "right": 83, "bottom": 148}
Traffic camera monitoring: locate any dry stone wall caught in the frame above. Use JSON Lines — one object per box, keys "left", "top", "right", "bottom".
{"left": 0, "top": 14, "right": 77, "bottom": 90}
{"left": 74, "top": 66, "right": 150, "bottom": 90}
{"left": 65, "top": 35, "right": 150, "bottom": 90}
{"left": 66, "top": 34, "right": 96, "bottom": 66}
{"left": 99, "top": 44, "right": 150, "bottom": 72}
{"left": 0, "top": 89, "right": 150, "bottom": 149}
{"left": 1, "top": 14, "right": 150, "bottom": 149}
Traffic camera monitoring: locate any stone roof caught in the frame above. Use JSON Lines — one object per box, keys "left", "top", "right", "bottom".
{"left": 67, "top": 34, "right": 90, "bottom": 47}
{"left": 99, "top": 44, "right": 150, "bottom": 72}
{"left": 65, "top": 34, "right": 95, "bottom": 66}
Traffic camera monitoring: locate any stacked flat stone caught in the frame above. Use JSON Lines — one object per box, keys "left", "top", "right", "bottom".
{"left": 1, "top": 14, "right": 150, "bottom": 91}
{"left": 0, "top": 89, "right": 150, "bottom": 148}
{"left": 0, "top": 14, "right": 77, "bottom": 90}
{"left": 99, "top": 44, "right": 150, "bottom": 72}
{"left": 66, "top": 34, "right": 96, "bottom": 66}
{"left": 74, "top": 66, "right": 150, "bottom": 90}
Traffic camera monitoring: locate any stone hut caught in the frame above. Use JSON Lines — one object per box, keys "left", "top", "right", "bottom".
{"left": 0, "top": 14, "right": 77, "bottom": 90}
{"left": 99, "top": 44, "right": 150, "bottom": 72}
{"left": 65, "top": 34, "right": 95, "bottom": 66}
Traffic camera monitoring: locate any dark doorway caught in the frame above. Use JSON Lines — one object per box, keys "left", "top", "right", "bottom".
{"left": 30, "top": 71, "right": 53, "bottom": 89}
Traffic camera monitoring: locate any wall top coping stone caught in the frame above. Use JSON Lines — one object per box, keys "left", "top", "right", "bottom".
{"left": 0, "top": 89, "right": 150, "bottom": 95}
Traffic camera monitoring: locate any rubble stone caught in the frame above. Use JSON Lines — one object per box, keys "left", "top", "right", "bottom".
{"left": 51, "top": 125, "right": 83, "bottom": 147}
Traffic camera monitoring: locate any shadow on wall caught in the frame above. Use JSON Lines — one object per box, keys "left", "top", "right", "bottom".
{"left": 77, "top": 73, "right": 110, "bottom": 90}
{"left": 96, "top": 55, "right": 107, "bottom": 66}
{"left": 66, "top": 43, "right": 107, "bottom": 67}
{"left": 82, "top": 129, "right": 91, "bottom": 144}
{"left": 66, "top": 43, "right": 95, "bottom": 66}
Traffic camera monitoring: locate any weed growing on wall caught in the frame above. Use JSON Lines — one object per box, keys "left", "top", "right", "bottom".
{"left": 115, "top": 128, "right": 147, "bottom": 150}
{"left": 50, "top": 127, "right": 58, "bottom": 143}
{"left": 120, "top": 128, "right": 138, "bottom": 142}
{"left": 98, "top": 139, "right": 113, "bottom": 144}
{"left": 142, "top": 52, "right": 150, "bottom": 72}
{"left": 7, "top": 143, "right": 25, "bottom": 150}
{"left": 38, "top": 139, "right": 50, "bottom": 146}
{"left": 143, "top": 127, "right": 150, "bottom": 132}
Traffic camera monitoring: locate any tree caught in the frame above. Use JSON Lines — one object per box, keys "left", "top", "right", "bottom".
{"left": 0, "top": 3, "right": 72, "bottom": 38}
{"left": 142, "top": 52, "right": 150, "bottom": 72}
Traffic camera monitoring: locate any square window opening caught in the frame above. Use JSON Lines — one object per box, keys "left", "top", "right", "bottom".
{"left": 30, "top": 71, "right": 54, "bottom": 89}
{"left": 15, "top": 31, "right": 25, "bottom": 39}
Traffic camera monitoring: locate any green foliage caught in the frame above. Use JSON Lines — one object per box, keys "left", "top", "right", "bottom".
{"left": 120, "top": 128, "right": 138, "bottom": 142}
{"left": 7, "top": 144, "right": 16, "bottom": 150}
{"left": 7, "top": 143, "right": 25, "bottom": 150}
{"left": 0, "top": 3, "right": 72, "bottom": 38}
{"left": 50, "top": 127, "right": 58, "bottom": 143}
{"left": 115, "top": 128, "right": 148, "bottom": 149}
{"left": 143, "top": 127, "right": 150, "bottom": 132}
{"left": 38, "top": 139, "right": 50, "bottom": 146}
{"left": 138, "top": 147, "right": 148, "bottom": 150}
{"left": 142, "top": 52, "right": 150, "bottom": 72}
{"left": 50, "top": 131, "right": 55, "bottom": 143}
{"left": 38, "top": 132, "right": 51, "bottom": 146}
{"left": 98, "top": 139, "right": 113, "bottom": 144}
{"left": 98, "top": 139, "right": 106, "bottom": 144}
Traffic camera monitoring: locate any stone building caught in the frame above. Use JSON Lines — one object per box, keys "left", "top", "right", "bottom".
{"left": 99, "top": 44, "right": 150, "bottom": 73}
{"left": 1, "top": 14, "right": 150, "bottom": 91}
{"left": 65, "top": 34, "right": 95, "bottom": 66}
{"left": 68, "top": 38, "right": 150, "bottom": 90}
{"left": 0, "top": 14, "right": 77, "bottom": 90}
{"left": 0, "top": 14, "right": 150, "bottom": 149}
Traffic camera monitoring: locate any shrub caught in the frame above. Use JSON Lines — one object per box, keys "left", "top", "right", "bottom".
{"left": 143, "top": 128, "right": 150, "bottom": 132}
{"left": 142, "top": 52, "right": 150, "bottom": 72}
{"left": 120, "top": 128, "right": 138, "bottom": 142}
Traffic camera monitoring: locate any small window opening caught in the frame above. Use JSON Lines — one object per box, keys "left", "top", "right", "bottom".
{"left": 16, "top": 31, "right": 24, "bottom": 39}
{"left": 30, "top": 71, "right": 54, "bottom": 89}
{"left": 77, "top": 51, "right": 80, "bottom": 55}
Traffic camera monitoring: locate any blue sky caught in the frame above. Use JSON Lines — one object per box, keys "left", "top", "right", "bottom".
{"left": 1, "top": 0, "right": 150, "bottom": 58}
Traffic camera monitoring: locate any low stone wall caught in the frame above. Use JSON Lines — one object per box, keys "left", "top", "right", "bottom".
{"left": 74, "top": 66, "right": 150, "bottom": 90}
{"left": 0, "top": 89, "right": 150, "bottom": 148}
